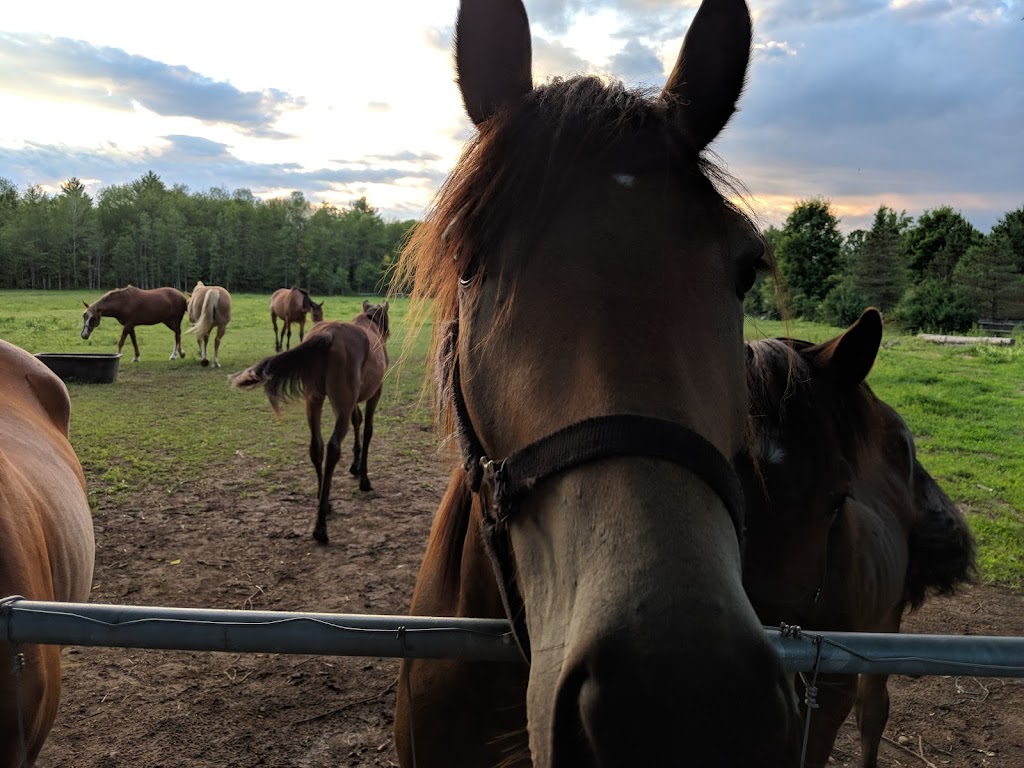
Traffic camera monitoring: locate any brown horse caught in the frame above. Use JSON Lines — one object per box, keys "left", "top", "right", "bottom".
{"left": 392, "top": 0, "right": 801, "bottom": 765}
{"left": 81, "top": 285, "right": 187, "bottom": 361}
{"left": 232, "top": 301, "right": 390, "bottom": 545}
{"left": 186, "top": 281, "right": 232, "bottom": 368}
{"left": 270, "top": 287, "right": 324, "bottom": 352}
{"left": 742, "top": 309, "right": 976, "bottom": 768}
{"left": 0, "top": 340, "right": 95, "bottom": 766}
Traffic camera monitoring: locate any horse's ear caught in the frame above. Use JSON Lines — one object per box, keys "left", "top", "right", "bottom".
{"left": 317, "top": 301, "right": 324, "bottom": 308}
{"left": 382, "top": 300, "right": 389, "bottom": 310}
{"left": 810, "top": 308, "right": 883, "bottom": 386}
{"left": 661, "top": 0, "right": 752, "bottom": 151}
{"left": 82, "top": 301, "right": 90, "bottom": 309}
{"left": 363, "top": 300, "right": 371, "bottom": 311}
{"left": 455, "top": 0, "right": 533, "bottom": 125}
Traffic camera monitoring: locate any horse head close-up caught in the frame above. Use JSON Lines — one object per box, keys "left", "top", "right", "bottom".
{"left": 394, "top": 0, "right": 802, "bottom": 765}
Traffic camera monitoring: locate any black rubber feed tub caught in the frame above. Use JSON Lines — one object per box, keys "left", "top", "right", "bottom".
{"left": 35, "top": 353, "right": 122, "bottom": 384}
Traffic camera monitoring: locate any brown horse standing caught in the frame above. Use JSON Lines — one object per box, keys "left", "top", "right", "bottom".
{"left": 232, "top": 301, "right": 390, "bottom": 545}
{"left": 186, "top": 281, "right": 232, "bottom": 368}
{"left": 742, "top": 309, "right": 976, "bottom": 768}
{"left": 81, "top": 285, "right": 187, "bottom": 361}
{"left": 270, "top": 287, "right": 324, "bottom": 351}
{"left": 0, "top": 340, "right": 95, "bottom": 766}
{"left": 391, "top": 0, "right": 801, "bottom": 765}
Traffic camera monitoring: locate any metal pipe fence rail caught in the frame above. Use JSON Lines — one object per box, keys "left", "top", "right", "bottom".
{"left": 3, "top": 597, "right": 1024, "bottom": 678}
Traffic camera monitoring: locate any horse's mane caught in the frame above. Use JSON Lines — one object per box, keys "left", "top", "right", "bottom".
{"left": 393, "top": 74, "right": 762, "bottom": 442}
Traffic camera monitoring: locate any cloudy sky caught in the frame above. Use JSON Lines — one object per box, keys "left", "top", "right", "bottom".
{"left": 1, "top": 0, "right": 1020, "bottom": 232}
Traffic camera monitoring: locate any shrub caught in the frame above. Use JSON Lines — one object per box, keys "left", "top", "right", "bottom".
{"left": 894, "top": 279, "right": 978, "bottom": 333}
{"left": 819, "top": 281, "right": 872, "bottom": 328}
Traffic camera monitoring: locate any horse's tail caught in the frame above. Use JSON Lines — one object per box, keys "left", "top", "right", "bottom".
{"left": 905, "top": 458, "right": 977, "bottom": 609}
{"left": 188, "top": 289, "right": 220, "bottom": 338}
{"left": 230, "top": 332, "right": 333, "bottom": 415}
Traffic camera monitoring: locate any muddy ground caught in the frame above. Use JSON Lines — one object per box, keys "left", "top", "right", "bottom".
{"left": 37, "top": 412, "right": 1024, "bottom": 767}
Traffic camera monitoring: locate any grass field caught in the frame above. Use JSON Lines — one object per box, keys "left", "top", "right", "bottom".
{"left": 2, "top": 290, "right": 1022, "bottom": 586}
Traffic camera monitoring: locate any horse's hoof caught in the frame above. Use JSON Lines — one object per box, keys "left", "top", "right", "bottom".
{"left": 201, "top": 359, "right": 210, "bottom": 368}
{"left": 132, "top": 357, "right": 140, "bottom": 363}
{"left": 349, "top": 463, "right": 360, "bottom": 476}
{"left": 313, "top": 528, "right": 329, "bottom": 545}
{"left": 360, "top": 480, "right": 373, "bottom": 492}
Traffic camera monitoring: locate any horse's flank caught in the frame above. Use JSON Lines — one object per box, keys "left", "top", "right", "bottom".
{"left": 0, "top": 340, "right": 95, "bottom": 766}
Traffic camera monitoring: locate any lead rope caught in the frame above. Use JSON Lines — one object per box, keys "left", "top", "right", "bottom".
{"left": 798, "top": 633, "right": 824, "bottom": 768}
{"left": 397, "top": 626, "right": 418, "bottom": 768}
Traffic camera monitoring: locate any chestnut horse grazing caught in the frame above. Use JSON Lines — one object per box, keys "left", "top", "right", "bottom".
{"left": 186, "top": 281, "right": 232, "bottom": 368}
{"left": 743, "top": 309, "right": 976, "bottom": 768}
{"left": 231, "top": 301, "right": 390, "bottom": 545}
{"left": 392, "top": 0, "right": 801, "bottom": 765}
{"left": 81, "top": 285, "right": 187, "bottom": 361}
{"left": 0, "top": 340, "right": 95, "bottom": 766}
{"left": 270, "top": 287, "right": 324, "bottom": 351}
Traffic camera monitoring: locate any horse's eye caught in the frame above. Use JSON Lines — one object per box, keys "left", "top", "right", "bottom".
{"left": 459, "top": 271, "right": 483, "bottom": 289}
{"left": 737, "top": 255, "right": 769, "bottom": 298}
{"left": 828, "top": 492, "right": 847, "bottom": 516}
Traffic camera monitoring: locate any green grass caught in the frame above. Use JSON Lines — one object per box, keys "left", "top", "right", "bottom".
{"left": 3, "top": 292, "right": 1022, "bottom": 586}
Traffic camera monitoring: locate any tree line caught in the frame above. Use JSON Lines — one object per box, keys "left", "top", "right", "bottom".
{"left": 748, "top": 199, "right": 1024, "bottom": 332}
{"left": 0, "top": 172, "right": 415, "bottom": 295}
{"left": 2, "top": 172, "right": 1022, "bottom": 332}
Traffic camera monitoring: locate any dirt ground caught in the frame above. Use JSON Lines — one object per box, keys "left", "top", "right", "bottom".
{"left": 36, "top": 412, "right": 1024, "bottom": 767}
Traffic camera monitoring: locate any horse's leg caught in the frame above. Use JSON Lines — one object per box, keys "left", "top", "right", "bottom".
{"left": 356, "top": 390, "right": 382, "bottom": 492}
{"left": 128, "top": 328, "right": 141, "bottom": 362}
{"left": 273, "top": 314, "right": 282, "bottom": 352}
{"left": 285, "top": 320, "right": 292, "bottom": 350}
{"left": 800, "top": 674, "right": 858, "bottom": 768}
{"left": 212, "top": 324, "right": 226, "bottom": 368}
{"left": 298, "top": 318, "right": 305, "bottom": 343}
{"left": 314, "top": 409, "right": 351, "bottom": 545}
{"left": 349, "top": 406, "right": 363, "bottom": 476}
{"left": 306, "top": 395, "right": 326, "bottom": 501}
{"left": 855, "top": 674, "right": 890, "bottom": 768}
{"left": 166, "top": 320, "right": 182, "bottom": 360}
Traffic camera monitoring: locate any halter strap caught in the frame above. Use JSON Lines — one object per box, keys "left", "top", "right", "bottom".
{"left": 445, "top": 323, "right": 746, "bottom": 663}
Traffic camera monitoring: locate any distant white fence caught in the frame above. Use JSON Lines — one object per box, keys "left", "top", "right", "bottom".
{"left": 3, "top": 597, "right": 1024, "bottom": 678}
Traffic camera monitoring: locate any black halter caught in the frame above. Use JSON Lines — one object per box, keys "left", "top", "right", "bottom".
{"left": 446, "top": 321, "right": 746, "bottom": 662}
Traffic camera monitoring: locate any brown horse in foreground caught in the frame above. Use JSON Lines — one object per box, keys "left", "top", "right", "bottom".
{"left": 742, "top": 309, "right": 976, "bottom": 768}
{"left": 232, "top": 301, "right": 390, "bottom": 545}
{"left": 393, "top": 0, "right": 801, "bottom": 765}
{"left": 81, "top": 285, "right": 187, "bottom": 361}
{"left": 270, "top": 287, "right": 324, "bottom": 351}
{"left": 186, "top": 281, "right": 232, "bottom": 368}
{"left": 0, "top": 340, "right": 95, "bottom": 766}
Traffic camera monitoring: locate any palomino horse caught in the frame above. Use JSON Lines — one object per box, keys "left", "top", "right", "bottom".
{"left": 0, "top": 340, "right": 95, "bottom": 766}
{"left": 392, "top": 0, "right": 801, "bottom": 765}
{"left": 743, "top": 308, "right": 976, "bottom": 768}
{"left": 232, "top": 301, "right": 390, "bottom": 545}
{"left": 186, "top": 281, "right": 232, "bottom": 368}
{"left": 270, "top": 287, "right": 324, "bottom": 352}
{"left": 81, "top": 285, "right": 187, "bottom": 361}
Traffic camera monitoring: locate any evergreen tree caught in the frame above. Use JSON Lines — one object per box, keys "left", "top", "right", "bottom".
{"left": 853, "top": 206, "right": 912, "bottom": 311}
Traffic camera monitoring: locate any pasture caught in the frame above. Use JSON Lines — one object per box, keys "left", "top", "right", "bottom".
{"left": 0, "top": 290, "right": 1022, "bottom": 766}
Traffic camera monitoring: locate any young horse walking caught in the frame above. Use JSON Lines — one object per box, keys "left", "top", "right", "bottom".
{"left": 232, "top": 301, "right": 390, "bottom": 545}
{"left": 81, "top": 285, "right": 187, "bottom": 361}
{"left": 393, "top": 0, "right": 802, "bottom": 765}
{"left": 186, "top": 281, "right": 232, "bottom": 368}
{"left": 742, "top": 309, "right": 976, "bottom": 768}
{"left": 270, "top": 287, "right": 324, "bottom": 351}
{"left": 0, "top": 340, "right": 95, "bottom": 767}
